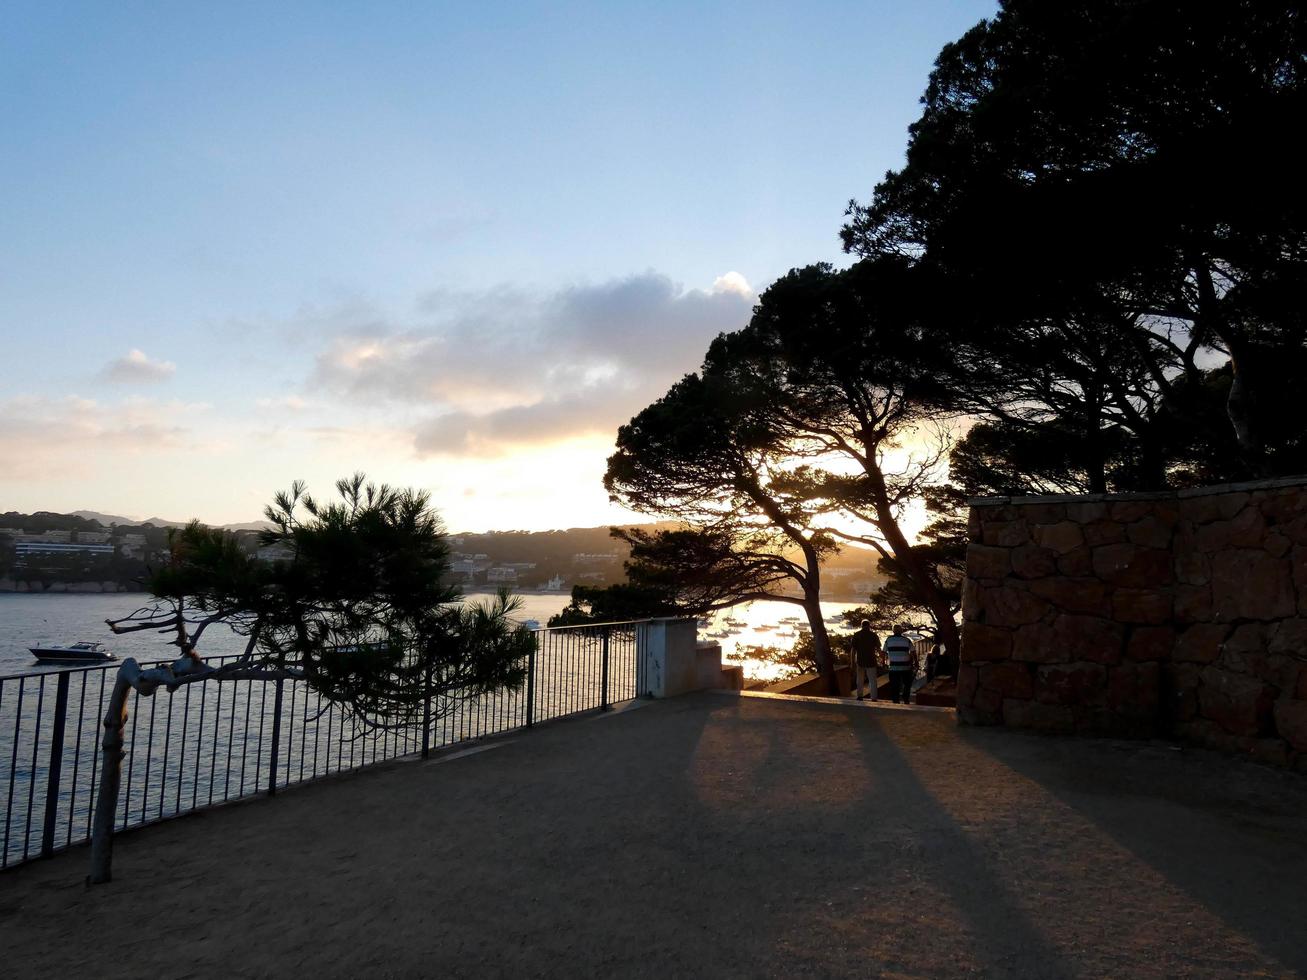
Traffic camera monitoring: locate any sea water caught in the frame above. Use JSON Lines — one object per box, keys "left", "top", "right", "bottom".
{"left": 0, "top": 592, "right": 865, "bottom": 681}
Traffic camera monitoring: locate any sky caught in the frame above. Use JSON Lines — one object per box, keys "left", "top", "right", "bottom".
{"left": 0, "top": 0, "right": 998, "bottom": 531}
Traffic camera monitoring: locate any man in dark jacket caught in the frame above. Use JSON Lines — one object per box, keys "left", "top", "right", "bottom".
{"left": 850, "top": 620, "right": 880, "bottom": 701}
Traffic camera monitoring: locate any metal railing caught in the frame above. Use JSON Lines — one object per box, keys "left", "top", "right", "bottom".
{"left": 0, "top": 621, "right": 650, "bottom": 870}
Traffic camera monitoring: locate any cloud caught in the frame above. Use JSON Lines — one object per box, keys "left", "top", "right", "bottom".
{"left": 102, "top": 349, "right": 176, "bottom": 384}
{"left": 0, "top": 395, "right": 205, "bottom": 480}
{"left": 255, "top": 395, "right": 309, "bottom": 411}
{"left": 711, "top": 271, "right": 753, "bottom": 297}
{"left": 310, "top": 271, "right": 754, "bottom": 456}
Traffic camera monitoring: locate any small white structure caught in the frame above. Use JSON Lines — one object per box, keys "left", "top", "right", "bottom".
{"left": 640, "top": 619, "right": 725, "bottom": 698}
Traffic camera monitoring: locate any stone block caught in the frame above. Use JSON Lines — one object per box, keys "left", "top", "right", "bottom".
{"left": 1197, "top": 666, "right": 1275, "bottom": 737}
{"left": 1173, "top": 584, "right": 1213, "bottom": 623}
{"left": 1294, "top": 546, "right": 1307, "bottom": 613}
{"left": 1209, "top": 549, "right": 1296, "bottom": 621}
{"left": 1174, "top": 623, "right": 1229, "bottom": 664}
{"left": 1003, "top": 698, "right": 1074, "bottom": 733}
{"left": 968, "top": 509, "right": 983, "bottom": 542}
{"left": 1283, "top": 514, "right": 1307, "bottom": 547}
{"left": 971, "top": 685, "right": 1003, "bottom": 718}
{"left": 1216, "top": 492, "right": 1251, "bottom": 520}
{"left": 980, "top": 660, "right": 1034, "bottom": 699}
{"left": 1179, "top": 494, "right": 1224, "bottom": 525}
{"left": 1010, "top": 544, "right": 1057, "bottom": 579}
{"left": 1034, "top": 662, "right": 1107, "bottom": 706}
{"left": 1051, "top": 613, "right": 1125, "bottom": 664}
{"left": 1109, "top": 500, "right": 1154, "bottom": 523}
{"left": 1126, "top": 516, "right": 1174, "bottom": 549}
{"left": 955, "top": 663, "right": 979, "bottom": 703}
{"left": 1126, "top": 626, "right": 1174, "bottom": 662}
{"left": 983, "top": 520, "right": 1030, "bottom": 547}
{"left": 1271, "top": 619, "right": 1307, "bottom": 659}
{"left": 1056, "top": 545, "right": 1093, "bottom": 576}
{"left": 1083, "top": 520, "right": 1127, "bottom": 546}
{"left": 966, "top": 544, "right": 1011, "bottom": 580}
{"left": 1221, "top": 621, "right": 1264, "bottom": 652}
{"left": 961, "top": 622, "right": 1013, "bottom": 662}
{"left": 961, "top": 577, "right": 981, "bottom": 621}
{"left": 1065, "top": 501, "right": 1108, "bottom": 523}
{"left": 1028, "top": 577, "right": 1111, "bottom": 616}
{"left": 1111, "top": 589, "right": 1172, "bottom": 624}
{"left": 1266, "top": 532, "right": 1292, "bottom": 558}
{"left": 1174, "top": 553, "right": 1211, "bottom": 586}
{"left": 979, "top": 585, "right": 1049, "bottom": 628}
{"left": 1174, "top": 718, "right": 1253, "bottom": 755}
{"left": 1035, "top": 521, "right": 1084, "bottom": 554}
{"left": 1273, "top": 699, "right": 1307, "bottom": 752}
{"left": 1258, "top": 490, "right": 1306, "bottom": 525}
{"left": 1092, "top": 543, "right": 1173, "bottom": 589}
{"left": 1018, "top": 503, "right": 1068, "bottom": 525}
{"left": 1168, "top": 663, "right": 1202, "bottom": 721}
{"left": 1107, "top": 661, "right": 1161, "bottom": 716}
{"left": 1194, "top": 506, "right": 1266, "bottom": 552}
{"left": 1011, "top": 624, "right": 1063, "bottom": 664}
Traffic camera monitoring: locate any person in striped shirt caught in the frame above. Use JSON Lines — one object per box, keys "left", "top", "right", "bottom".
{"left": 883, "top": 625, "right": 915, "bottom": 704}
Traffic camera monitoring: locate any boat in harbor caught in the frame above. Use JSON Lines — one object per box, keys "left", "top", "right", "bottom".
{"left": 29, "top": 641, "right": 117, "bottom": 664}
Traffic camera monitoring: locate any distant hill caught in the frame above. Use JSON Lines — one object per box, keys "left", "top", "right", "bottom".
{"left": 70, "top": 510, "right": 271, "bottom": 532}
{"left": 70, "top": 510, "right": 138, "bottom": 526}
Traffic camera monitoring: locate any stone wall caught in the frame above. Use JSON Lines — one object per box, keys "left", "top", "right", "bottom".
{"left": 958, "top": 477, "right": 1307, "bottom": 769}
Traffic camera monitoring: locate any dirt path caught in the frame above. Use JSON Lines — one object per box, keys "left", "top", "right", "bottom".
{"left": 3, "top": 692, "right": 1306, "bottom": 978}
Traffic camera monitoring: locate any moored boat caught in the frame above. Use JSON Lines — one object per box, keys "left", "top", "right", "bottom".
{"left": 30, "top": 641, "right": 116, "bottom": 664}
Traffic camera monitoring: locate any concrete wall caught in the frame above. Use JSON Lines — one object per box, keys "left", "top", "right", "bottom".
{"left": 958, "top": 476, "right": 1307, "bottom": 769}
{"left": 641, "top": 619, "right": 731, "bottom": 698}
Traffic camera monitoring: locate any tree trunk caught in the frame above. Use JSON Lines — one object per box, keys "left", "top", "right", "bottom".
{"left": 88, "top": 670, "right": 133, "bottom": 884}
{"left": 1194, "top": 259, "right": 1268, "bottom": 476}
{"left": 803, "top": 593, "right": 840, "bottom": 696}
{"left": 863, "top": 463, "right": 962, "bottom": 668}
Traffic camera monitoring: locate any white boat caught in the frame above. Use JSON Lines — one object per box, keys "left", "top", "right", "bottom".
{"left": 724, "top": 618, "right": 746, "bottom": 627}
{"left": 522, "top": 619, "right": 541, "bottom": 630}
{"left": 30, "top": 641, "right": 116, "bottom": 664}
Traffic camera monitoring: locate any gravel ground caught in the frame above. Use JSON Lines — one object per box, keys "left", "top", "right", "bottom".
{"left": 2, "top": 691, "right": 1306, "bottom": 978}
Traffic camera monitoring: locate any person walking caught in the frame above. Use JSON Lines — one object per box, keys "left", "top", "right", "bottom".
{"left": 849, "top": 620, "right": 880, "bottom": 701}
{"left": 925, "top": 639, "right": 942, "bottom": 682}
{"left": 884, "top": 625, "right": 914, "bottom": 704}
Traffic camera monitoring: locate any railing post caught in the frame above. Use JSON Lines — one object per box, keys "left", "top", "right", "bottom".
{"left": 267, "top": 676, "right": 284, "bottom": 796}
{"left": 40, "top": 671, "right": 70, "bottom": 859}
{"left": 421, "top": 662, "right": 433, "bottom": 759}
{"left": 525, "top": 639, "right": 536, "bottom": 729}
{"left": 600, "top": 627, "right": 611, "bottom": 711}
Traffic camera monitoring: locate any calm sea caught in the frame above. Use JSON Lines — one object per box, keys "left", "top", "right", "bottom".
{"left": 0, "top": 592, "right": 862, "bottom": 681}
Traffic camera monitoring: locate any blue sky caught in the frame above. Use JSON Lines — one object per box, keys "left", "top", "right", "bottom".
{"left": 0, "top": 0, "right": 997, "bottom": 529}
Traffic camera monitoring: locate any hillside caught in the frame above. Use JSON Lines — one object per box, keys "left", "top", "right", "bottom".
{"left": 2, "top": 511, "right": 886, "bottom": 600}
